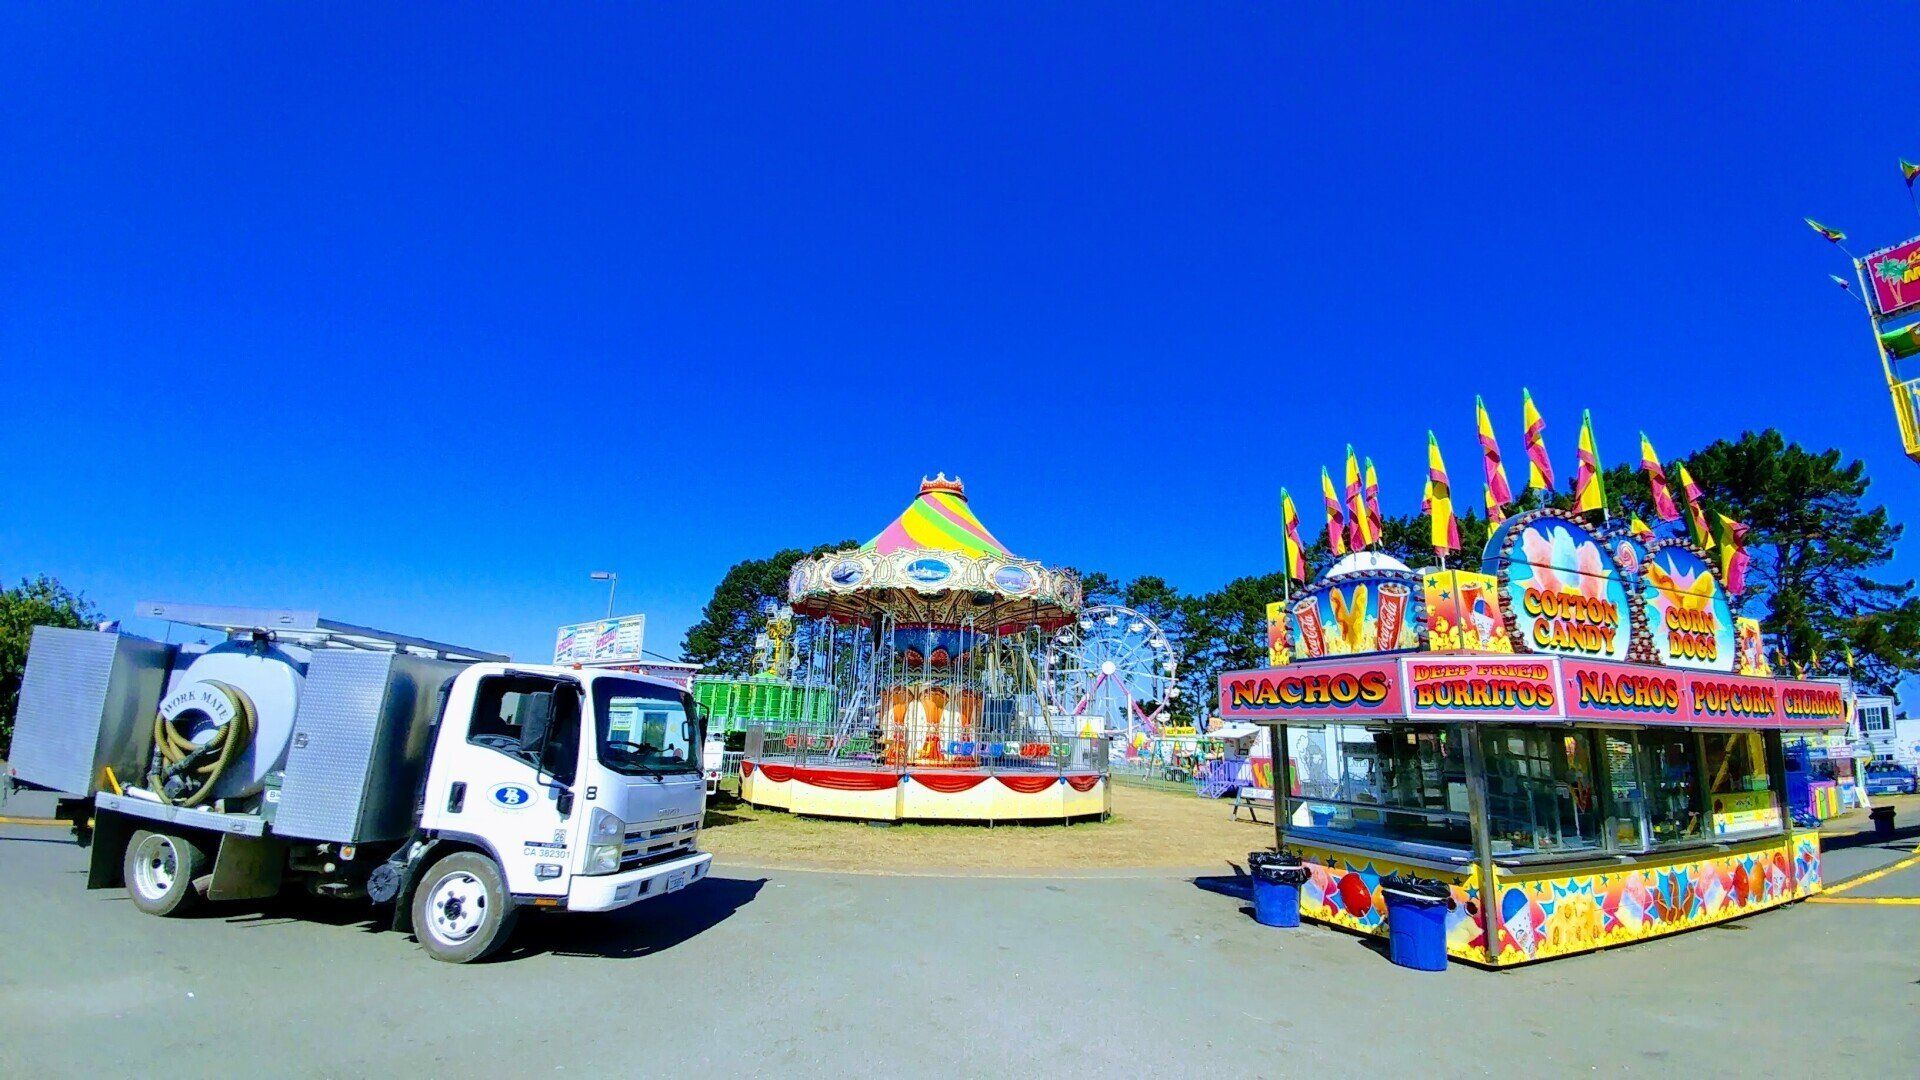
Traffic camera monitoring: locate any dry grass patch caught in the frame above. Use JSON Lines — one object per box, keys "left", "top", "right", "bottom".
{"left": 699, "top": 780, "right": 1271, "bottom": 873}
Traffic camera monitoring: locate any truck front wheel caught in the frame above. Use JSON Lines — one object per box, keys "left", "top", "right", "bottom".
{"left": 411, "top": 852, "right": 519, "bottom": 963}
{"left": 124, "top": 829, "right": 206, "bottom": 916}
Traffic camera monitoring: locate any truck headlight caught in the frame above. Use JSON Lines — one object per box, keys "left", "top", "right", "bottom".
{"left": 585, "top": 808, "right": 624, "bottom": 874}
{"left": 589, "top": 808, "right": 624, "bottom": 843}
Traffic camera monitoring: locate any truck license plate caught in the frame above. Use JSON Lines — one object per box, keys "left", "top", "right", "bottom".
{"left": 662, "top": 869, "right": 690, "bottom": 893}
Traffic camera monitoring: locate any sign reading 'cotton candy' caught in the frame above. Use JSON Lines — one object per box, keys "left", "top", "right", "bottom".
{"left": 1485, "top": 509, "right": 1635, "bottom": 663}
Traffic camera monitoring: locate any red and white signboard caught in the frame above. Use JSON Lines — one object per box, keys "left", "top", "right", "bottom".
{"left": 1220, "top": 655, "right": 1846, "bottom": 731}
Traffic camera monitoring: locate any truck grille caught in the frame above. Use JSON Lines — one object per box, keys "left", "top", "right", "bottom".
{"left": 620, "top": 820, "right": 697, "bottom": 870}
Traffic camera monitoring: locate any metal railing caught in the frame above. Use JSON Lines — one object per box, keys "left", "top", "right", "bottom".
{"left": 743, "top": 720, "right": 1109, "bottom": 776}
{"left": 692, "top": 677, "right": 838, "bottom": 732}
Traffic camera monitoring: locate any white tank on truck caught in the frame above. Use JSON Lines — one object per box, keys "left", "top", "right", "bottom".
{"left": 6, "top": 602, "right": 714, "bottom": 963}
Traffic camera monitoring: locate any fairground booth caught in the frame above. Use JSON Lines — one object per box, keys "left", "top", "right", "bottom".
{"left": 1221, "top": 496, "right": 1848, "bottom": 967}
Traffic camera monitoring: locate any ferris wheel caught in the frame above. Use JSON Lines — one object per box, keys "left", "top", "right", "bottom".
{"left": 1044, "top": 605, "right": 1178, "bottom": 739}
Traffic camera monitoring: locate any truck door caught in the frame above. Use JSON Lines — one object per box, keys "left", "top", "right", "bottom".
{"left": 419, "top": 672, "right": 582, "bottom": 898}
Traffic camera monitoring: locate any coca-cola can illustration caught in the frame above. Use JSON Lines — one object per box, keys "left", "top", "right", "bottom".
{"left": 1375, "top": 582, "right": 1411, "bottom": 651}
{"left": 1293, "top": 597, "right": 1328, "bottom": 658}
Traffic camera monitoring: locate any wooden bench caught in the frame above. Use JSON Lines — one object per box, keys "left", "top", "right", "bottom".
{"left": 1231, "top": 787, "right": 1274, "bottom": 824}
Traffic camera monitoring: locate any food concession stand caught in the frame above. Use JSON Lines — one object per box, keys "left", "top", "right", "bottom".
{"left": 1220, "top": 507, "right": 1848, "bottom": 966}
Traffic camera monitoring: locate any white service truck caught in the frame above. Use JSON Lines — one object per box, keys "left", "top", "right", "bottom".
{"left": 5, "top": 603, "right": 713, "bottom": 963}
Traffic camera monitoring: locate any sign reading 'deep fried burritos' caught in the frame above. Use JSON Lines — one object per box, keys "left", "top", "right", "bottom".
{"left": 1401, "top": 657, "right": 1557, "bottom": 720}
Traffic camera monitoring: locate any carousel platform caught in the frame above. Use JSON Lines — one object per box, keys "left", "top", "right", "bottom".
{"left": 738, "top": 759, "right": 1109, "bottom": 822}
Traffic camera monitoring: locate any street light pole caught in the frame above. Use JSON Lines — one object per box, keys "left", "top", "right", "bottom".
{"left": 590, "top": 571, "right": 618, "bottom": 619}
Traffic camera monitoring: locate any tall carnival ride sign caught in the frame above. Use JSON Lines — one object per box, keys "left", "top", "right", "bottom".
{"left": 1864, "top": 234, "right": 1920, "bottom": 318}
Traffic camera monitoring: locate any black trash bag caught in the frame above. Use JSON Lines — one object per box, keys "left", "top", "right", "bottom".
{"left": 1380, "top": 873, "right": 1451, "bottom": 907}
{"left": 1248, "top": 850, "right": 1310, "bottom": 885}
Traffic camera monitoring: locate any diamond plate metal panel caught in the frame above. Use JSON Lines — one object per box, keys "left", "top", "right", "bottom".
{"left": 10, "top": 628, "right": 115, "bottom": 792}
{"left": 10, "top": 628, "right": 173, "bottom": 794}
{"left": 275, "top": 651, "right": 465, "bottom": 843}
{"left": 273, "top": 652, "right": 395, "bottom": 843}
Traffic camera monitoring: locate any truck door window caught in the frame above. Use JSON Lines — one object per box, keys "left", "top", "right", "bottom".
{"left": 468, "top": 675, "right": 582, "bottom": 786}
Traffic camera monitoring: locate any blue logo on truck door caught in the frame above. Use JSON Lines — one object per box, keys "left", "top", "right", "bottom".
{"left": 489, "top": 784, "right": 533, "bottom": 810}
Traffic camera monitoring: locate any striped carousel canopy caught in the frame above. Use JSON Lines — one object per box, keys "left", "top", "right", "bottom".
{"left": 787, "top": 474, "right": 1081, "bottom": 628}
{"left": 862, "top": 474, "right": 1010, "bottom": 558}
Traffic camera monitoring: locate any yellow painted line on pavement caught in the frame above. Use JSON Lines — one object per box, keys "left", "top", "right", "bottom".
{"left": 1809, "top": 895, "right": 1920, "bottom": 906}
{"left": 1819, "top": 843, "right": 1920, "bottom": 896}
{"left": 0, "top": 815, "right": 66, "bottom": 827}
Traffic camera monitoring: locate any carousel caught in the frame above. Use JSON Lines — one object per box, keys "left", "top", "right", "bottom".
{"left": 737, "top": 475, "right": 1111, "bottom": 822}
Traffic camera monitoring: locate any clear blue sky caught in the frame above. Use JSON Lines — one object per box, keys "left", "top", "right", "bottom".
{"left": 4, "top": 5, "right": 1917, "bottom": 669}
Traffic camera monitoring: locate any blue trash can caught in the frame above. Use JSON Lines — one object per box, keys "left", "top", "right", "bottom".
{"left": 1381, "top": 876, "right": 1452, "bottom": 971}
{"left": 1248, "top": 851, "right": 1308, "bottom": 928}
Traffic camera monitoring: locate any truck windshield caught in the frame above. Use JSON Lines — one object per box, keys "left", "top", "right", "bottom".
{"left": 591, "top": 679, "right": 701, "bottom": 777}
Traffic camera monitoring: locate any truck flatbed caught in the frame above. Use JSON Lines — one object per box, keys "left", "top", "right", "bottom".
{"left": 95, "top": 792, "right": 267, "bottom": 837}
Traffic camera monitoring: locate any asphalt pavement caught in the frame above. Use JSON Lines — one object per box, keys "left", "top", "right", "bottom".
{"left": 2, "top": 787, "right": 1916, "bottom": 1077}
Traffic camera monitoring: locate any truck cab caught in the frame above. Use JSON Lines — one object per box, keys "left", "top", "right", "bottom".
{"left": 405, "top": 664, "right": 713, "bottom": 960}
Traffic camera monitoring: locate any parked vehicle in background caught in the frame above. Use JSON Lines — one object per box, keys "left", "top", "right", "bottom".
{"left": 703, "top": 731, "right": 726, "bottom": 794}
{"left": 1863, "top": 764, "right": 1918, "bottom": 797}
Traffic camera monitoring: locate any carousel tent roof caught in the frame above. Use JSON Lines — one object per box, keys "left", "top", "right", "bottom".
{"left": 862, "top": 475, "right": 1011, "bottom": 558}
{"left": 787, "top": 474, "right": 1081, "bottom": 628}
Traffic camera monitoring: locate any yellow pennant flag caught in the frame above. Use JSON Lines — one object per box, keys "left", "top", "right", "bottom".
{"left": 1427, "top": 431, "right": 1459, "bottom": 556}
{"left": 1344, "top": 446, "right": 1375, "bottom": 549}
{"left": 1573, "top": 410, "right": 1606, "bottom": 514}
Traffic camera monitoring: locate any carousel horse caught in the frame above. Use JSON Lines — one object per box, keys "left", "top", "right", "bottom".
{"left": 884, "top": 686, "right": 914, "bottom": 766}
{"left": 915, "top": 685, "right": 950, "bottom": 763}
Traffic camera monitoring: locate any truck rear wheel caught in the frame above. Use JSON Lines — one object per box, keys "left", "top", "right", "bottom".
{"left": 124, "top": 829, "right": 206, "bottom": 916}
{"left": 411, "top": 852, "right": 519, "bottom": 963}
